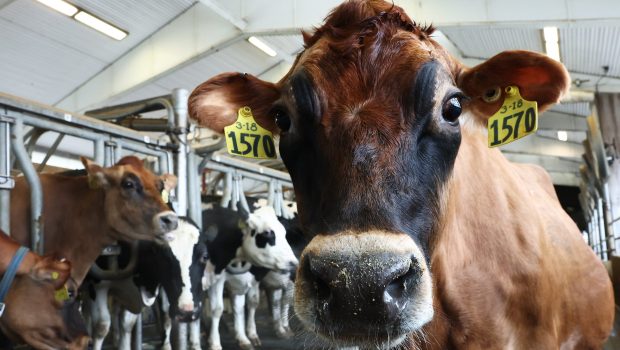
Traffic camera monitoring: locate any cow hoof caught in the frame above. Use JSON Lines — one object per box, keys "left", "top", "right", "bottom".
{"left": 239, "top": 342, "right": 255, "bottom": 350}
{"left": 275, "top": 329, "right": 293, "bottom": 339}
{"left": 250, "top": 336, "right": 262, "bottom": 347}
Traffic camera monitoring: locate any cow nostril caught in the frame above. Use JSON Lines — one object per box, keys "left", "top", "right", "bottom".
{"left": 304, "top": 257, "right": 332, "bottom": 302}
{"left": 384, "top": 257, "right": 420, "bottom": 310}
{"left": 160, "top": 214, "right": 178, "bottom": 231}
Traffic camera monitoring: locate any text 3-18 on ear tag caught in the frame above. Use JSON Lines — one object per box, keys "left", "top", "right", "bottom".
{"left": 224, "top": 107, "right": 277, "bottom": 159}
{"left": 487, "top": 86, "right": 538, "bottom": 148}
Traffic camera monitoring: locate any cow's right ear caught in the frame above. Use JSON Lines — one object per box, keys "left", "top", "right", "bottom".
{"left": 30, "top": 256, "right": 71, "bottom": 290}
{"left": 81, "top": 157, "right": 109, "bottom": 189}
{"left": 189, "top": 72, "right": 281, "bottom": 134}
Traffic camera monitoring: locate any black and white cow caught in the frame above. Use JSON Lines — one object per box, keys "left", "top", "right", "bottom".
{"left": 201, "top": 199, "right": 298, "bottom": 350}
{"left": 85, "top": 217, "right": 207, "bottom": 350}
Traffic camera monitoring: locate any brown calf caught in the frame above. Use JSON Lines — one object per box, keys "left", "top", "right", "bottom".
{"left": 0, "top": 231, "right": 88, "bottom": 349}
{"left": 10, "top": 156, "right": 178, "bottom": 284}
{"left": 189, "top": 1, "right": 613, "bottom": 349}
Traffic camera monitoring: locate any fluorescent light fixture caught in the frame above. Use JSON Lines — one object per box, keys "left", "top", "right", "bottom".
{"left": 248, "top": 36, "right": 277, "bottom": 57}
{"left": 75, "top": 11, "right": 127, "bottom": 40}
{"left": 543, "top": 26, "right": 560, "bottom": 61}
{"left": 36, "top": 0, "right": 78, "bottom": 16}
{"left": 557, "top": 130, "right": 568, "bottom": 142}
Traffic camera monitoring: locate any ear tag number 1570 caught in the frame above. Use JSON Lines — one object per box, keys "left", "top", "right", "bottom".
{"left": 487, "top": 86, "right": 538, "bottom": 148}
{"left": 224, "top": 107, "right": 277, "bottom": 159}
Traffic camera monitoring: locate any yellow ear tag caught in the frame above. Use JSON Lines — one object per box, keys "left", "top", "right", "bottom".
{"left": 224, "top": 107, "right": 277, "bottom": 159}
{"left": 487, "top": 86, "right": 538, "bottom": 148}
{"left": 54, "top": 285, "right": 70, "bottom": 302}
{"left": 51, "top": 271, "right": 59, "bottom": 280}
{"left": 161, "top": 189, "right": 169, "bottom": 203}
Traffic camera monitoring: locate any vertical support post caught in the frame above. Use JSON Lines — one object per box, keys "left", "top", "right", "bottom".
{"left": 11, "top": 118, "right": 44, "bottom": 254}
{"left": 187, "top": 152, "right": 201, "bottom": 229}
{"left": 597, "top": 197, "right": 607, "bottom": 260}
{"left": 133, "top": 313, "right": 142, "bottom": 350}
{"left": 602, "top": 183, "right": 616, "bottom": 257}
{"left": 0, "top": 117, "right": 14, "bottom": 234}
{"left": 94, "top": 139, "right": 105, "bottom": 165}
{"left": 172, "top": 88, "right": 189, "bottom": 216}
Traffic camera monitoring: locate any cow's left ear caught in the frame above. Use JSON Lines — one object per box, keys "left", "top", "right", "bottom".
{"left": 161, "top": 174, "right": 178, "bottom": 191}
{"left": 456, "top": 50, "right": 570, "bottom": 121}
{"left": 81, "top": 157, "right": 109, "bottom": 189}
{"left": 189, "top": 72, "right": 281, "bottom": 134}
{"left": 30, "top": 256, "right": 71, "bottom": 290}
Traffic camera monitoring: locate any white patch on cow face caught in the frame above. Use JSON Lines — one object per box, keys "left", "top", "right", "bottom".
{"left": 241, "top": 206, "right": 298, "bottom": 271}
{"left": 281, "top": 200, "right": 297, "bottom": 220}
{"left": 167, "top": 220, "right": 200, "bottom": 312}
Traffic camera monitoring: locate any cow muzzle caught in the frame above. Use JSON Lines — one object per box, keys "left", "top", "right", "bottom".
{"left": 294, "top": 231, "right": 433, "bottom": 348}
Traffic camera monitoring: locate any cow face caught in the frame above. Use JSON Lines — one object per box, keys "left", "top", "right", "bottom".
{"left": 189, "top": 1, "right": 569, "bottom": 347}
{"left": 81, "top": 156, "right": 178, "bottom": 243}
{"left": 0, "top": 265, "right": 88, "bottom": 349}
{"left": 240, "top": 206, "right": 298, "bottom": 272}
{"left": 165, "top": 219, "right": 208, "bottom": 322}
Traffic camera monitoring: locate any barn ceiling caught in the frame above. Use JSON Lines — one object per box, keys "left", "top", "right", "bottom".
{"left": 1, "top": 0, "right": 619, "bottom": 186}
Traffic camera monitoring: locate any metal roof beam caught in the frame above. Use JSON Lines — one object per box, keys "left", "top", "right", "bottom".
{"left": 198, "top": 0, "right": 247, "bottom": 31}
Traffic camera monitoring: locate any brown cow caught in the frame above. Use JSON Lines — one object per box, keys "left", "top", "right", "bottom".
{"left": 188, "top": 1, "right": 614, "bottom": 349}
{"left": 0, "top": 231, "right": 89, "bottom": 349}
{"left": 10, "top": 156, "right": 178, "bottom": 284}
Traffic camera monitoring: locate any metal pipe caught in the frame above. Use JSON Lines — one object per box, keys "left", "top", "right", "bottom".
{"left": 118, "top": 117, "right": 169, "bottom": 132}
{"left": 11, "top": 119, "right": 44, "bottom": 254}
{"left": 37, "top": 133, "right": 65, "bottom": 172}
{"left": 221, "top": 172, "right": 232, "bottom": 209}
{"left": 205, "top": 162, "right": 292, "bottom": 188}
{"left": 187, "top": 152, "right": 201, "bottom": 229}
{"left": 211, "top": 153, "right": 291, "bottom": 182}
{"left": 172, "top": 89, "right": 189, "bottom": 216}
{"left": 94, "top": 139, "right": 105, "bottom": 165}
{"left": 0, "top": 118, "right": 13, "bottom": 234}
{"left": 133, "top": 313, "right": 142, "bottom": 350}
{"left": 88, "top": 241, "right": 140, "bottom": 280}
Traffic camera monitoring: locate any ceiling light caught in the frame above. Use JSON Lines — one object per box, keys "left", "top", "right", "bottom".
{"left": 557, "top": 130, "right": 568, "bottom": 142}
{"left": 74, "top": 11, "right": 127, "bottom": 40}
{"left": 248, "top": 36, "right": 277, "bottom": 57}
{"left": 36, "top": 0, "right": 78, "bottom": 16}
{"left": 543, "top": 26, "right": 561, "bottom": 61}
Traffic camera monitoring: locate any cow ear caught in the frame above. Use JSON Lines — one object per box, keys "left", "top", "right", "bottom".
{"left": 161, "top": 174, "right": 178, "bottom": 191}
{"left": 456, "top": 50, "right": 570, "bottom": 122}
{"left": 189, "top": 72, "right": 281, "bottom": 134}
{"left": 31, "top": 256, "right": 71, "bottom": 290}
{"left": 81, "top": 157, "right": 109, "bottom": 189}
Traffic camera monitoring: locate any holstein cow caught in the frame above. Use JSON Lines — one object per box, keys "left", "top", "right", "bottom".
{"left": 189, "top": 1, "right": 614, "bottom": 349}
{"left": 85, "top": 218, "right": 207, "bottom": 350}
{"left": 10, "top": 156, "right": 178, "bottom": 284}
{"left": 0, "top": 231, "right": 89, "bottom": 349}
{"left": 202, "top": 201, "right": 298, "bottom": 350}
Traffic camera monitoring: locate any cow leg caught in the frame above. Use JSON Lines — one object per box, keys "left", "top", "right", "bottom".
{"left": 159, "top": 288, "right": 172, "bottom": 350}
{"left": 231, "top": 293, "right": 253, "bottom": 350}
{"left": 189, "top": 318, "right": 202, "bottom": 350}
{"left": 117, "top": 309, "right": 138, "bottom": 350}
{"left": 207, "top": 274, "right": 226, "bottom": 350}
{"left": 246, "top": 280, "right": 261, "bottom": 347}
{"left": 280, "top": 281, "right": 295, "bottom": 337}
{"left": 267, "top": 288, "right": 286, "bottom": 338}
{"left": 91, "top": 283, "right": 111, "bottom": 350}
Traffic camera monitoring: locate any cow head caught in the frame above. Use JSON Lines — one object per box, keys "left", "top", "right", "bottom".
{"left": 239, "top": 206, "right": 298, "bottom": 272}
{"left": 0, "top": 261, "right": 88, "bottom": 349}
{"left": 81, "top": 156, "right": 179, "bottom": 243}
{"left": 189, "top": 1, "right": 569, "bottom": 347}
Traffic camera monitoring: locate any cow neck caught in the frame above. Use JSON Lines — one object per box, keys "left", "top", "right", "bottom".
{"left": 427, "top": 125, "right": 548, "bottom": 337}
{"left": 45, "top": 175, "right": 114, "bottom": 284}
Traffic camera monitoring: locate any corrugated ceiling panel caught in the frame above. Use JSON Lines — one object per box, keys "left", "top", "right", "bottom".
{"left": 549, "top": 102, "right": 591, "bottom": 116}
{"left": 440, "top": 26, "right": 543, "bottom": 58}
{"left": 0, "top": 17, "right": 105, "bottom": 104}
{"left": 0, "top": 0, "right": 194, "bottom": 104}
{"left": 155, "top": 40, "right": 281, "bottom": 92}
{"left": 259, "top": 34, "right": 304, "bottom": 56}
{"left": 560, "top": 26, "right": 620, "bottom": 77}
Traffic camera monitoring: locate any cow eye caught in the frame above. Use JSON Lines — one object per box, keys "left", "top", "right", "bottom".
{"left": 121, "top": 179, "right": 134, "bottom": 189}
{"left": 442, "top": 96, "right": 462, "bottom": 124}
{"left": 274, "top": 110, "right": 291, "bottom": 132}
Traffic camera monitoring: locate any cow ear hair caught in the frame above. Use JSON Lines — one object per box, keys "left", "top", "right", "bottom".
{"left": 189, "top": 72, "right": 281, "bottom": 134}
{"left": 456, "top": 50, "right": 570, "bottom": 123}
{"left": 81, "top": 157, "right": 109, "bottom": 189}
